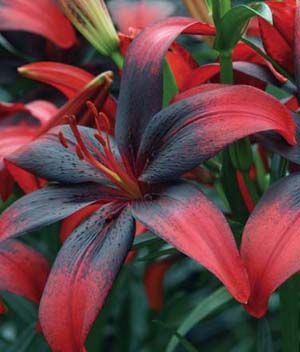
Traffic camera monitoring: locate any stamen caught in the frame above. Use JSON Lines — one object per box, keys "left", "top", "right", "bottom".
{"left": 94, "top": 133, "right": 106, "bottom": 147}
{"left": 66, "top": 115, "right": 123, "bottom": 184}
{"left": 75, "top": 145, "right": 84, "bottom": 160}
{"left": 58, "top": 131, "right": 69, "bottom": 148}
{"left": 65, "top": 111, "right": 141, "bottom": 199}
{"left": 99, "top": 112, "right": 111, "bottom": 132}
{"left": 86, "top": 100, "right": 99, "bottom": 119}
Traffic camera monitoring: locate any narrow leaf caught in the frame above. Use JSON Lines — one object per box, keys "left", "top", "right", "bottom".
{"left": 166, "top": 287, "right": 232, "bottom": 352}
{"left": 215, "top": 3, "right": 272, "bottom": 52}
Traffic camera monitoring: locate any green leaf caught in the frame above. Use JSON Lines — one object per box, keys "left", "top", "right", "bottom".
{"left": 214, "top": 3, "right": 272, "bottom": 52}
{"left": 220, "top": 150, "right": 249, "bottom": 223}
{"left": 1, "top": 293, "right": 37, "bottom": 323}
{"left": 153, "top": 321, "right": 199, "bottom": 352}
{"left": 166, "top": 287, "right": 232, "bottom": 352}
{"left": 0, "top": 34, "right": 32, "bottom": 61}
{"left": 6, "top": 323, "right": 36, "bottom": 352}
{"left": 279, "top": 275, "right": 300, "bottom": 352}
{"left": 256, "top": 319, "right": 274, "bottom": 352}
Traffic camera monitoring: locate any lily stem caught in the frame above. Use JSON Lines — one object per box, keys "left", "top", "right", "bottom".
{"left": 220, "top": 50, "right": 233, "bottom": 84}
{"left": 219, "top": 0, "right": 231, "bottom": 17}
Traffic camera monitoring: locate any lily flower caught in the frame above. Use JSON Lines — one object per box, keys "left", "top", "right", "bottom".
{"left": 0, "top": 18, "right": 297, "bottom": 350}
{"left": 0, "top": 0, "right": 76, "bottom": 49}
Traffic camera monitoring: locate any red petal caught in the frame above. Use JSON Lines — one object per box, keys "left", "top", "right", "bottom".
{"left": 40, "top": 204, "right": 134, "bottom": 352}
{"left": 38, "top": 72, "right": 114, "bottom": 134}
{"left": 166, "top": 42, "right": 199, "bottom": 92}
{"left": 115, "top": 17, "right": 215, "bottom": 169}
{"left": 139, "top": 85, "right": 296, "bottom": 183}
{"left": 0, "top": 0, "right": 76, "bottom": 48}
{"left": 132, "top": 182, "right": 250, "bottom": 304}
{"left": 26, "top": 100, "right": 58, "bottom": 125}
{"left": 109, "top": 0, "right": 175, "bottom": 34}
{"left": 232, "top": 43, "right": 286, "bottom": 83}
{"left": 6, "top": 161, "right": 46, "bottom": 194}
{"left": 259, "top": 0, "right": 296, "bottom": 72}
{"left": 241, "top": 173, "right": 300, "bottom": 317}
{"left": 144, "top": 258, "right": 175, "bottom": 311}
{"left": 60, "top": 204, "right": 102, "bottom": 243}
{"left": 0, "top": 299, "right": 6, "bottom": 314}
{"left": 0, "top": 166, "right": 14, "bottom": 202}
{"left": 19, "top": 62, "right": 94, "bottom": 99}
{"left": 295, "top": 3, "right": 300, "bottom": 92}
{"left": 0, "top": 101, "right": 28, "bottom": 119}
{"left": 0, "top": 240, "right": 49, "bottom": 303}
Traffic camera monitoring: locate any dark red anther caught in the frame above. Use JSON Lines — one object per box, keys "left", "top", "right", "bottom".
{"left": 98, "top": 112, "right": 111, "bottom": 132}
{"left": 86, "top": 100, "right": 99, "bottom": 119}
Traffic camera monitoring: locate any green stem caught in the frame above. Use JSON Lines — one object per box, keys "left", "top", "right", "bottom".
{"left": 220, "top": 51, "right": 233, "bottom": 84}
{"left": 270, "top": 154, "right": 288, "bottom": 183}
{"left": 220, "top": 0, "right": 231, "bottom": 17}
{"left": 111, "top": 50, "right": 124, "bottom": 69}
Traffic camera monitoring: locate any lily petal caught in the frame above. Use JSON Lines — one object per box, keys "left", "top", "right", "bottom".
{"left": 241, "top": 172, "right": 300, "bottom": 317}
{"left": 0, "top": 183, "right": 117, "bottom": 242}
{"left": 19, "top": 62, "right": 94, "bottom": 99}
{"left": 0, "top": 240, "right": 49, "bottom": 304}
{"left": 258, "top": 0, "right": 296, "bottom": 73}
{"left": 138, "top": 85, "right": 296, "bottom": 182}
{"left": 255, "top": 113, "right": 300, "bottom": 164}
{"left": 8, "top": 126, "right": 112, "bottom": 185}
{"left": 295, "top": 3, "right": 300, "bottom": 93}
{"left": 0, "top": 0, "right": 76, "bottom": 48}
{"left": 131, "top": 182, "right": 250, "bottom": 304}
{"left": 37, "top": 71, "right": 113, "bottom": 133}
{"left": 115, "top": 17, "right": 215, "bottom": 169}
{"left": 40, "top": 204, "right": 134, "bottom": 352}
{"left": 182, "top": 62, "right": 279, "bottom": 91}
{"left": 60, "top": 204, "right": 102, "bottom": 243}
{"left": 144, "top": 258, "right": 175, "bottom": 311}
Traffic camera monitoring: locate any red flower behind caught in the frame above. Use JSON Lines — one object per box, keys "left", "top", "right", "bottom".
{"left": 0, "top": 0, "right": 76, "bottom": 48}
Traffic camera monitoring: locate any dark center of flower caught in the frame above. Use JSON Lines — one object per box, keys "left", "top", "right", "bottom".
{"left": 59, "top": 102, "right": 142, "bottom": 199}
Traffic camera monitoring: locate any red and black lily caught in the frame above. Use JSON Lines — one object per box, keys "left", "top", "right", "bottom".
{"left": 0, "top": 18, "right": 297, "bottom": 351}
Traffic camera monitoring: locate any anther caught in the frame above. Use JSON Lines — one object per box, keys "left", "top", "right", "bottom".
{"left": 86, "top": 101, "right": 99, "bottom": 120}
{"left": 99, "top": 112, "right": 111, "bottom": 132}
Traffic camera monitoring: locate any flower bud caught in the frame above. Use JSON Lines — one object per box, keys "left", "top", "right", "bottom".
{"left": 58, "top": 0, "right": 120, "bottom": 59}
